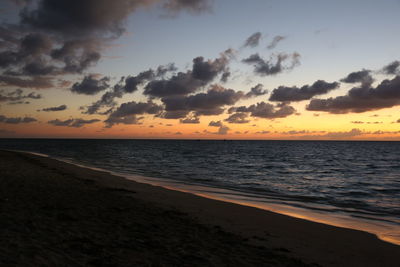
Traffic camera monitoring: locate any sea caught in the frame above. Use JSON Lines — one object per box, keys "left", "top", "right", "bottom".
{"left": 0, "top": 139, "right": 399, "bottom": 245}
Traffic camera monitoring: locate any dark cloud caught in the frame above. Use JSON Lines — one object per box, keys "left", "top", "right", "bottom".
{"left": 161, "top": 110, "right": 190, "bottom": 119}
{"left": 85, "top": 65, "right": 175, "bottom": 115}
{"left": 71, "top": 118, "right": 101, "bottom": 127}
{"left": 269, "top": 80, "right": 339, "bottom": 102}
{"left": 20, "top": 0, "right": 151, "bottom": 36}
{"left": 0, "top": 25, "right": 20, "bottom": 48}
{"left": 7, "top": 100, "right": 30, "bottom": 105}
{"left": 162, "top": 0, "right": 212, "bottom": 15}
{"left": 255, "top": 130, "right": 270, "bottom": 134}
{"left": 224, "top": 112, "right": 250, "bottom": 124}
{"left": 0, "top": 33, "right": 52, "bottom": 71}
{"left": 104, "top": 116, "right": 143, "bottom": 126}
{"left": 0, "top": 88, "right": 41, "bottom": 103}
{"left": 205, "top": 122, "right": 229, "bottom": 135}
{"left": 245, "top": 84, "right": 267, "bottom": 98}
{"left": 243, "top": 32, "right": 262, "bottom": 48}
{"left": 48, "top": 118, "right": 74, "bottom": 127}
{"left": 0, "top": 31, "right": 101, "bottom": 78}
{"left": 227, "top": 106, "right": 243, "bottom": 114}
{"left": 382, "top": 61, "right": 400, "bottom": 75}
{"left": 160, "top": 84, "right": 244, "bottom": 118}
{"left": 124, "top": 73, "right": 152, "bottom": 93}
{"left": 83, "top": 91, "right": 119, "bottom": 115}
{"left": 208, "top": 120, "right": 222, "bottom": 127}
{"left": 22, "top": 60, "right": 57, "bottom": 76}
{"left": 8, "top": 0, "right": 207, "bottom": 39}
{"left": 217, "top": 125, "right": 229, "bottom": 135}
{"left": 155, "top": 63, "right": 178, "bottom": 77}
{"left": 371, "top": 130, "right": 400, "bottom": 135}
{"left": 340, "top": 69, "right": 373, "bottom": 87}
{"left": 85, "top": 52, "right": 228, "bottom": 114}
{"left": 83, "top": 65, "right": 174, "bottom": 114}
{"left": 41, "top": 104, "right": 67, "bottom": 112}
{"left": 48, "top": 118, "right": 100, "bottom": 127}
{"left": 105, "top": 100, "right": 163, "bottom": 127}
{"left": 144, "top": 50, "right": 233, "bottom": 98}
{"left": 396, "top": 119, "right": 400, "bottom": 123}
{"left": 109, "top": 101, "right": 163, "bottom": 117}
{"left": 0, "top": 115, "right": 37, "bottom": 124}
{"left": 192, "top": 53, "right": 231, "bottom": 82}
{"left": 71, "top": 75, "right": 110, "bottom": 95}
{"left": 19, "top": 33, "right": 53, "bottom": 57}
{"left": 267, "top": 35, "right": 285, "bottom": 49}
{"left": 323, "top": 128, "right": 363, "bottom": 139}
{"left": 0, "top": 0, "right": 212, "bottom": 87}
{"left": 0, "top": 75, "right": 54, "bottom": 89}
{"left": 124, "top": 66, "right": 175, "bottom": 93}
{"left": 220, "top": 71, "right": 230, "bottom": 83}
{"left": 242, "top": 52, "right": 300, "bottom": 76}
{"left": 0, "top": 51, "right": 18, "bottom": 68}
{"left": 144, "top": 72, "right": 206, "bottom": 97}
{"left": 229, "top": 102, "right": 296, "bottom": 119}
{"left": 50, "top": 39, "right": 101, "bottom": 74}
{"left": 144, "top": 72, "right": 202, "bottom": 98}
{"left": 307, "top": 75, "right": 400, "bottom": 113}
{"left": 250, "top": 102, "right": 296, "bottom": 119}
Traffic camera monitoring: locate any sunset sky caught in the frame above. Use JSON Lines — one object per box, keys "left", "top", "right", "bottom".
{"left": 0, "top": 0, "right": 399, "bottom": 139}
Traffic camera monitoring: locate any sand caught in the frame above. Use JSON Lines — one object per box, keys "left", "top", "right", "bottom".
{"left": 0, "top": 150, "right": 399, "bottom": 266}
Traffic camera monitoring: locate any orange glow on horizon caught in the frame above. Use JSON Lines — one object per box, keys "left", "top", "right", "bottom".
{"left": 1, "top": 97, "right": 399, "bottom": 140}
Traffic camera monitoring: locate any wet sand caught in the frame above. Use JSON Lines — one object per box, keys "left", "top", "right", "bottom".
{"left": 0, "top": 150, "right": 399, "bottom": 266}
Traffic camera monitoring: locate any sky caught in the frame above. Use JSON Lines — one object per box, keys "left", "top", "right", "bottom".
{"left": 0, "top": 0, "right": 399, "bottom": 140}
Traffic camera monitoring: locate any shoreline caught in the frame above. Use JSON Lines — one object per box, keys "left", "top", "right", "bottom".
{"left": 1, "top": 150, "right": 400, "bottom": 266}
{"left": 120, "top": 173, "right": 400, "bottom": 246}
{"left": 10, "top": 148, "right": 400, "bottom": 246}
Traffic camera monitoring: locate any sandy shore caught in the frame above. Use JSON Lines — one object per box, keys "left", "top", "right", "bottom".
{"left": 0, "top": 150, "right": 399, "bottom": 266}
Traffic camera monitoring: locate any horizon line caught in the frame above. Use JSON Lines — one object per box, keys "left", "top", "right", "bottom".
{"left": 1, "top": 137, "right": 399, "bottom": 142}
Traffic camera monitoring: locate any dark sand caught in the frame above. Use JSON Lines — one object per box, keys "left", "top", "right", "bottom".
{"left": 0, "top": 150, "right": 399, "bottom": 266}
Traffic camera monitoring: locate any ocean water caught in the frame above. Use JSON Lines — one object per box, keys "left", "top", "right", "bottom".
{"left": 1, "top": 139, "right": 399, "bottom": 244}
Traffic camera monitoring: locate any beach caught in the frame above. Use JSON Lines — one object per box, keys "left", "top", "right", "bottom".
{"left": 0, "top": 150, "right": 399, "bottom": 266}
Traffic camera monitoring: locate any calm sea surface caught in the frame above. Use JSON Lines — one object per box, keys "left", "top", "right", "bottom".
{"left": 1, "top": 139, "right": 399, "bottom": 242}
